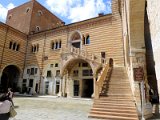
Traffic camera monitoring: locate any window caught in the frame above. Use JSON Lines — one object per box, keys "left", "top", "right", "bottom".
{"left": 13, "top": 43, "right": 16, "bottom": 50}
{"left": 50, "top": 64, "right": 53, "bottom": 67}
{"left": 86, "top": 35, "right": 90, "bottom": 44}
{"left": 59, "top": 41, "right": 61, "bottom": 48}
{"left": 83, "top": 34, "right": 90, "bottom": 45}
{"left": 73, "top": 70, "right": 79, "bottom": 76}
{"left": 82, "top": 69, "right": 93, "bottom": 76}
{"left": 55, "top": 42, "right": 58, "bottom": 49}
{"left": 55, "top": 63, "right": 58, "bottom": 67}
{"left": 36, "top": 26, "right": 40, "bottom": 32}
{"left": 26, "top": 8, "right": 30, "bottom": 13}
{"left": 31, "top": 68, "right": 34, "bottom": 75}
{"left": 35, "top": 68, "right": 38, "bottom": 74}
{"left": 9, "top": 41, "right": 12, "bottom": 49}
{"left": 27, "top": 69, "right": 30, "bottom": 74}
{"left": 52, "top": 42, "right": 54, "bottom": 49}
{"left": 47, "top": 71, "right": 52, "bottom": 77}
{"left": 16, "top": 44, "right": 20, "bottom": 51}
{"left": 82, "top": 63, "right": 88, "bottom": 67}
{"left": 38, "top": 10, "right": 43, "bottom": 16}
{"left": 29, "top": 79, "right": 33, "bottom": 87}
{"left": 56, "top": 70, "right": 60, "bottom": 76}
{"left": 51, "top": 40, "right": 62, "bottom": 50}
{"left": 8, "top": 15, "right": 12, "bottom": 20}
{"left": 31, "top": 44, "right": 39, "bottom": 53}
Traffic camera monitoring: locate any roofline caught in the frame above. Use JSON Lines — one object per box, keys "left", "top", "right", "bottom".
{"left": 7, "top": 0, "right": 64, "bottom": 23}
{"left": 28, "top": 13, "right": 112, "bottom": 36}
{"left": 0, "top": 21, "right": 27, "bottom": 37}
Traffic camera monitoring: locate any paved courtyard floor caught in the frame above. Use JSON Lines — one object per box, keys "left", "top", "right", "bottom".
{"left": 9, "top": 96, "right": 98, "bottom": 120}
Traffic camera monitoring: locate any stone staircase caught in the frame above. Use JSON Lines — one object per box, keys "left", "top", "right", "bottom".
{"left": 89, "top": 67, "right": 139, "bottom": 120}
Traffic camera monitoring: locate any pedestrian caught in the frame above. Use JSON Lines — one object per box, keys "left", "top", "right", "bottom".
{"left": 6, "top": 88, "right": 14, "bottom": 106}
{"left": 0, "top": 94, "right": 12, "bottom": 120}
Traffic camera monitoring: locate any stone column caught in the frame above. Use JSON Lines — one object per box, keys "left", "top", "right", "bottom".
{"left": 92, "top": 73, "right": 97, "bottom": 98}
{"left": 67, "top": 75, "right": 73, "bottom": 98}
{"left": 58, "top": 77, "right": 62, "bottom": 96}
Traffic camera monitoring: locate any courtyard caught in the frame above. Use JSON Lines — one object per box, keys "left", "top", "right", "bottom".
{"left": 10, "top": 96, "right": 98, "bottom": 120}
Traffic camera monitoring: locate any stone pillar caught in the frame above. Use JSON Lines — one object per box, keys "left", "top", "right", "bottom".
{"left": 58, "top": 77, "right": 62, "bottom": 96}
{"left": 67, "top": 76, "right": 73, "bottom": 97}
{"left": 92, "top": 73, "right": 96, "bottom": 98}
{"left": 130, "top": 50, "right": 152, "bottom": 119}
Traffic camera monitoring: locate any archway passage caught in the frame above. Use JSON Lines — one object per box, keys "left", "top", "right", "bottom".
{"left": 0, "top": 65, "right": 20, "bottom": 92}
{"left": 82, "top": 79, "right": 93, "bottom": 98}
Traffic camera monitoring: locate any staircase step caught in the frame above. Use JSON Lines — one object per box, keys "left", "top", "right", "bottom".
{"left": 93, "top": 103, "right": 135, "bottom": 108}
{"left": 91, "top": 107, "right": 137, "bottom": 113}
{"left": 88, "top": 113, "right": 138, "bottom": 120}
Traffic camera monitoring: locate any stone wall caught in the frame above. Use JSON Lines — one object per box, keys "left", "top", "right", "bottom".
{"left": 147, "top": 0, "right": 160, "bottom": 97}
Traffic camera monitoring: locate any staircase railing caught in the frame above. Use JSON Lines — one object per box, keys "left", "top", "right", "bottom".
{"left": 61, "top": 46, "right": 106, "bottom": 65}
{"left": 95, "top": 58, "right": 113, "bottom": 99}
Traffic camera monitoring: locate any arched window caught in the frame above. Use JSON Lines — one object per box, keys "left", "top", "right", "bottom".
{"left": 36, "top": 26, "right": 40, "bottom": 32}
{"left": 9, "top": 41, "right": 12, "bottom": 49}
{"left": 52, "top": 42, "right": 54, "bottom": 49}
{"left": 59, "top": 41, "right": 61, "bottom": 48}
{"left": 82, "top": 35, "right": 85, "bottom": 45}
{"left": 55, "top": 42, "right": 58, "bottom": 49}
{"left": 38, "top": 10, "right": 43, "bottom": 16}
{"left": 16, "top": 44, "right": 20, "bottom": 51}
{"left": 8, "top": 15, "right": 12, "bottom": 20}
{"left": 34, "top": 45, "right": 36, "bottom": 52}
{"left": 26, "top": 8, "right": 30, "bottom": 13}
{"left": 86, "top": 35, "right": 90, "bottom": 44}
{"left": 13, "top": 42, "right": 16, "bottom": 50}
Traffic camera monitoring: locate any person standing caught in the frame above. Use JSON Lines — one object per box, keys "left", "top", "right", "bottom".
{"left": 6, "top": 88, "right": 14, "bottom": 106}
{"left": 0, "top": 94, "right": 12, "bottom": 120}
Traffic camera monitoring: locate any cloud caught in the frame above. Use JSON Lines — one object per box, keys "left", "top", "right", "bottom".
{"left": 46, "top": 0, "right": 111, "bottom": 23}
{"left": 0, "top": 3, "right": 15, "bottom": 22}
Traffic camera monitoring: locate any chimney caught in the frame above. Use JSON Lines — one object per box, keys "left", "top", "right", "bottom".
{"left": 98, "top": 13, "right": 104, "bottom": 17}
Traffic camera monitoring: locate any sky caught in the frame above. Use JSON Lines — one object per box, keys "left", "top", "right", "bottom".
{"left": 0, "top": 0, "right": 112, "bottom": 24}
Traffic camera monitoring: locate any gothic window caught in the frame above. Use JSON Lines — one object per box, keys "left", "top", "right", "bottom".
{"left": 31, "top": 44, "right": 39, "bottom": 53}
{"left": 9, "top": 41, "right": 12, "bottom": 49}
{"left": 86, "top": 35, "right": 90, "bottom": 44}
{"left": 34, "top": 45, "right": 36, "bottom": 52}
{"left": 16, "top": 44, "right": 20, "bottom": 51}
{"left": 13, "top": 42, "right": 16, "bottom": 50}
{"left": 83, "top": 35, "right": 85, "bottom": 44}
{"left": 51, "top": 42, "right": 54, "bottom": 49}
{"left": 55, "top": 42, "right": 58, "bottom": 49}
{"left": 59, "top": 41, "right": 61, "bottom": 48}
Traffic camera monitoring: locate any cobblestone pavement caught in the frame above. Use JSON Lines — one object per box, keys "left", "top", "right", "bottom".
{"left": 9, "top": 96, "right": 98, "bottom": 120}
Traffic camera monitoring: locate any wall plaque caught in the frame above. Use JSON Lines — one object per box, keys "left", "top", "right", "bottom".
{"left": 133, "top": 67, "right": 144, "bottom": 81}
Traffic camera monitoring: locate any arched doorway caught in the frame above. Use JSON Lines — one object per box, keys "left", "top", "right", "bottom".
{"left": 0, "top": 65, "right": 20, "bottom": 92}
{"left": 62, "top": 58, "right": 94, "bottom": 98}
